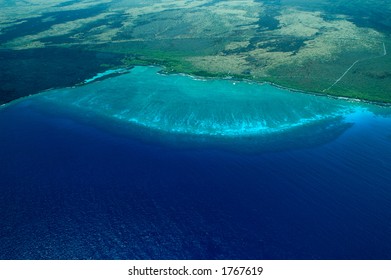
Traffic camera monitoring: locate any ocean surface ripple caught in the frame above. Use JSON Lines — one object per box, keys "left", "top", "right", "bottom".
{"left": 1, "top": 67, "right": 391, "bottom": 259}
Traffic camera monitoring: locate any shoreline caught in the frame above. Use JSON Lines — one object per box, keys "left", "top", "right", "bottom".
{"left": 156, "top": 65, "right": 391, "bottom": 108}
{"left": 2, "top": 64, "right": 391, "bottom": 110}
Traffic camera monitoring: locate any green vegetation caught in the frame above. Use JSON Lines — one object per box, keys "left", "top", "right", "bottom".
{"left": 1, "top": 0, "right": 391, "bottom": 103}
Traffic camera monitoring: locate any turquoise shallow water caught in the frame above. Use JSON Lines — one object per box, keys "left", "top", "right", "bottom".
{"left": 1, "top": 66, "right": 391, "bottom": 259}
{"left": 40, "top": 66, "right": 354, "bottom": 137}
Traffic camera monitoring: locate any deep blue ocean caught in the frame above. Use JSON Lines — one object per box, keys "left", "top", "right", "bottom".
{"left": 1, "top": 67, "right": 391, "bottom": 259}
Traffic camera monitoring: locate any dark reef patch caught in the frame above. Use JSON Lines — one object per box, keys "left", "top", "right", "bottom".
{"left": 54, "top": 0, "right": 80, "bottom": 8}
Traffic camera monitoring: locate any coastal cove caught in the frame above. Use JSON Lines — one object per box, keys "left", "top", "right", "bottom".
{"left": 0, "top": 66, "right": 376, "bottom": 151}
{"left": 1, "top": 66, "right": 391, "bottom": 259}
{"left": 2, "top": 0, "right": 391, "bottom": 104}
